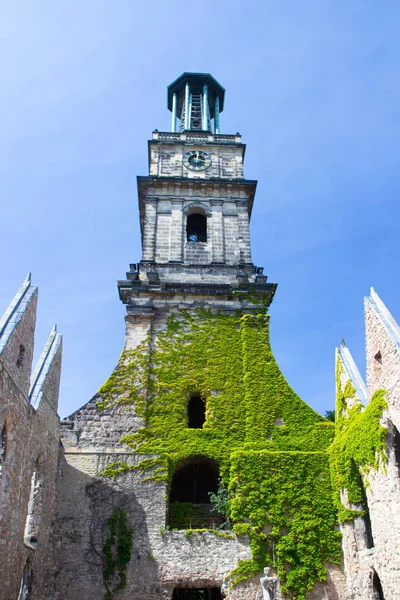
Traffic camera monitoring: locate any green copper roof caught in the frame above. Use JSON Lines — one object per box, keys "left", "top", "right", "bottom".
{"left": 167, "top": 72, "right": 225, "bottom": 114}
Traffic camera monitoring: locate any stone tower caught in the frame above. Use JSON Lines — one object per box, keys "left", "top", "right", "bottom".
{"left": 56, "top": 73, "right": 345, "bottom": 600}
{"left": 118, "top": 71, "right": 276, "bottom": 347}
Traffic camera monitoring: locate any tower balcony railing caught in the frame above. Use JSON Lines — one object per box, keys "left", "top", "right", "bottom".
{"left": 152, "top": 131, "right": 242, "bottom": 144}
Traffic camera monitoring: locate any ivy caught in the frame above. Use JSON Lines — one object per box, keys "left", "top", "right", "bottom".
{"left": 97, "top": 310, "right": 339, "bottom": 599}
{"left": 102, "top": 509, "right": 133, "bottom": 599}
{"left": 229, "top": 450, "right": 341, "bottom": 599}
{"left": 329, "top": 357, "right": 388, "bottom": 522}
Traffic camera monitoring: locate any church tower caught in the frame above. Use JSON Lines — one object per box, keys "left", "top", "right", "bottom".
{"left": 56, "top": 74, "right": 345, "bottom": 600}
{"left": 118, "top": 72, "right": 276, "bottom": 346}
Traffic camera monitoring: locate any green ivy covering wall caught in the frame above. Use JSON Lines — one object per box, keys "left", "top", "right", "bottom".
{"left": 329, "top": 357, "right": 387, "bottom": 522}
{"left": 97, "top": 309, "right": 339, "bottom": 599}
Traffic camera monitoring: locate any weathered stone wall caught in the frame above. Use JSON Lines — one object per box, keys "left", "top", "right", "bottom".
{"left": 363, "top": 292, "right": 400, "bottom": 598}
{"left": 149, "top": 133, "right": 244, "bottom": 180}
{"left": 337, "top": 290, "right": 400, "bottom": 600}
{"left": 0, "top": 283, "right": 62, "bottom": 600}
{"left": 52, "top": 451, "right": 255, "bottom": 600}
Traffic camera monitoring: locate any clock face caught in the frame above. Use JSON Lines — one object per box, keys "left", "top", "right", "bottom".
{"left": 183, "top": 150, "right": 212, "bottom": 171}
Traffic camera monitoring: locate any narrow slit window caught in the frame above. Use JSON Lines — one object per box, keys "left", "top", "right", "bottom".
{"left": 18, "top": 560, "right": 32, "bottom": 600}
{"left": 373, "top": 351, "right": 382, "bottom": 383}
{"left": 359, "top": 469, "right": 374, "bottom": 549}
{"left": 17, "top": 345, "right": 25, "bottom": 368}
{"left": 187, "top": 213, "right": 207, "bottom": 242}
{"left": 188, "top": 394, "right": 206, "bottom": 429}
{"left": 24, "top": 463, "right": 44, "bottom": 549}
{"left": 372, "top": 570, "right": 385, "bottom": 600}
{"left": 393, "top": 425, "right": 400, "bottom": 475}
{"left": 0, "top": 424, "right": 6, "bottom": 476}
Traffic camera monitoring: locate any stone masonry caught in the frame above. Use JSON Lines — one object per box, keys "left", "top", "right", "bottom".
{"left": 1, "top": 72, "right": 399, "bottom": 600}
{"left": 336, "top": 288, "right": 400, "bottom": 600}
{"left": 0, "top": 275, "right": 62, "bottom": 600}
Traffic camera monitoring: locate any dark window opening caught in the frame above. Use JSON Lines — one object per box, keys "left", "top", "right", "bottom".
{"left": 357, "top": 466, "right": 374, "bottom": 549}
{"left": 17, "top": 345, "right": 25, "bottom": 368}
{"left": 170, "top": 460, "right": 218, "bottom": 504}
{"left": 393, "top": 425, "right": 400, "bottom": 473}
{"left": 173, "top": 588, "right": 222, "bottom": 600}
{"left": 188, "top": 394, "right": 206, "bottom": 429}
{"left": 187, "top": 213, "right": 207, "bottom": 243}
{"left": 0, "top": 424, "right": 6, "bottom": 472}
{"left": 372, "top": 570, "right": 385, "bottom": 600}
{"left": 374, "top": 351, "right": 382, "bottom": 364}
{"left": 18, "top": 560, "right": 32, "bottom": 600}
{"left": 169, "top": 458, "right": 220, "bottom": 529}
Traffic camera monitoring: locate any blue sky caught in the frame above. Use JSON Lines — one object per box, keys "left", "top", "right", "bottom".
{"left": 1, "top": 1, "right": 400, "bottom": 418}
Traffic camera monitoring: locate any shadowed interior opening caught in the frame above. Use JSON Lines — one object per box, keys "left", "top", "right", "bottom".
{"left": 187, "top": 213, "right": 207, "bottom": 242}
{"left": 170, "top": 459, "right": 219, "bottom": 504}
{"left": 172, "top": 588, "right": 222, "bottom": 600}
{"left": 353, "top": 461, "right": 374, "bottom": 549}
{"left": 188, "top": 394, "right": 206, "bottom": 429}
{"left": 372, "top": 569, "right": 385, "bottom": 600}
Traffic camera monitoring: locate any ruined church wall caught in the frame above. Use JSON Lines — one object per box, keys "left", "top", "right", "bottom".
{"left": 362, "top": 299, "right": 400, "bottom": 599}
{"left": 52, "top": 449, "right": 254, "bottom": 600}
{"left": 0, "top": 309, "right": 62, "bottom": 600}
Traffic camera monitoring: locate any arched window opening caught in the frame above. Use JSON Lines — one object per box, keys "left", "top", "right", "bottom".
{"left": 372, "top": 569, "right": 385, "bottom": 600}
{"left": 17, "top": 345, "right": 25, "bottom": 368}
{"left": 24, "top": 462, "right": 44, "bottom": 549}
{"left": 18, "top": 560, "right": 33, "bottom": 600}
{"left": 188, "top": 394, "right": 206, "bottom": 429}
{"left": 173, "top": 589, "right": 222, "bottom": 600}
{"left": 169, "top": 458, "right": 220, "bottom": 529}
{"left": 187, "top": 213, "right": 207, "bottom": 243}
{"left": 0, "top": 424, "right": 6, "bottom": 476}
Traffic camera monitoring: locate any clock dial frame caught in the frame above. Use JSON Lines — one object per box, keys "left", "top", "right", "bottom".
{"left": 183, "top": 150, "right": 212, "bottom": 171}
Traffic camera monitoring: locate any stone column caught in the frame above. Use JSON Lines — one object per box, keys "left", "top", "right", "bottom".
{"left": 210, "top": 199, "right": 224, "bottom": 263}
{"left": 237, "top": 200, "right": 252, "bottom": 264}
{"left": 142, "top": 198, "right": 157, "bottom": 262}
{"left": 169, "top": 198, "right": 184, "bottom": 262}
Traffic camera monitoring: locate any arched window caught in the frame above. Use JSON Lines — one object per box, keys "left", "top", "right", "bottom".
{"left": 187, "top": 213, "right": 207, "bottom": 243}
{"left": 17, "top": 345, "right": 25, "bottom": 368}
{"left": 169, "top": 457, "right": 220, "bottom": 529}
{"left": 18, "top": 560, "right": 33, "bottom": 600}
{"left": 188, "top": 394, "right": 205, "bottom": 429}
{"left": 24, "top": 460, "right": 44, "bottom": 548}
{"left": 0, "top": 423, "right": 6, "bottom": 476}
{"left": 372, "top": 569, "right": 385, "bottom": 600}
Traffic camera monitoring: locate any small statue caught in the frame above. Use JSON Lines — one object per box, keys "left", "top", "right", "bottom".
{"left": 260, "top": 566, "right": 278, "bottom": 600}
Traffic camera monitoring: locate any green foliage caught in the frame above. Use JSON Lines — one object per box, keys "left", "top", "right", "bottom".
{"left": 329, "top": 357, "right": 388, "bottom": 521}
{"left": 97, "top": 310, "right": 339, "bottom": 599}
{"left": 102, "top": 509, "right": 133, "bottom": 599}
{"left": 229, "top": 450, "right": 341, "bottom": 599}
{"left": 209, "top": 480, "right": 231, "bottom": 529}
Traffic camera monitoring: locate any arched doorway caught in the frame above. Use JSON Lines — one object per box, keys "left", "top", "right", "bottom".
{"left": 173, "top": 588, "right": 222, "bottom": 600}
{"left": 169, "top": 457, "right": 220, "bottom": 529}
